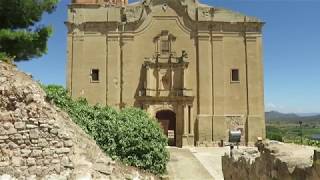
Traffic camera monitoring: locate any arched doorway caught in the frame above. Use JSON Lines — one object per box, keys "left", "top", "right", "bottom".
{"left": 156, "top": 110, "right": 176, "bottom": 146}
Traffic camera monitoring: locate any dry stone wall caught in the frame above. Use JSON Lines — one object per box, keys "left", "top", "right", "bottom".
{"left": 222, "top": 141, "right": 320, "bottom": 180}
{"left": 0, "top": 62, "right": 157, "bottom": 179}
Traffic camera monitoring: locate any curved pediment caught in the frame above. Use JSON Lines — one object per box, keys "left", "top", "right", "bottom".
{"left": 125, "top": 0, "right": 262, "bottom": 23}
{"left": 124, "top": 0, "right": 263, "bottom": 32}
{"left": 124, "top": 0, "right": 196, "bottom": 33}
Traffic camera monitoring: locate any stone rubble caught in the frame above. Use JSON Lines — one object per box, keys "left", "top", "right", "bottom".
{"left": 222, "top": 140, "right": 320, "bottom": 180}
{"left": 0, "top": 62, "right": 157, "bottom": 179}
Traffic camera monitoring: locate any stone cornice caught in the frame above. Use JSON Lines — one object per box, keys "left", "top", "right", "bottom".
{"left": 66, "top": 1, "right": 264, "bottom": 34}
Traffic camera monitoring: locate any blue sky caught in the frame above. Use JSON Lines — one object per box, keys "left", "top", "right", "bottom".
{"left": 17, "top": 0, "right": 320, "bottom": 113}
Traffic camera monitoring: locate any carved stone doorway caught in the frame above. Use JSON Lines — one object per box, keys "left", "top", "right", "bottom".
{"left": 156, "top": 110, "right": 176, "bottom": 146}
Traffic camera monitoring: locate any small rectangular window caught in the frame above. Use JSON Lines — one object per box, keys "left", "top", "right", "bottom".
{"left": 91, "top": 69, "right": 99, "bottom": 82}
{"left": 231, "top": 69, "right": 240, "bottom": 82}
{"left": 161, "top": 40, "right": 170, "bottom": 54}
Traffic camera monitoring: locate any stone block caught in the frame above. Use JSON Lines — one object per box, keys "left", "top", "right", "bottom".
{"left": 31, "top": 139, "right": 38, "bottom": 144}
{"left": 21, "top": 149, "right": 31, "bottom": 157}
{"left": 3, "top": 122, "right": 13, "bottom": 130}
{"left": 61, "top": 156, "right": 70, "bottom": 166}
{"left": 36, "top": 159, "right": 43, "bottom": 166}
{"left": 56, "top": 148, "right": 70, "bottom": 154}
{"left": 13, "top": 133, "right": 22, "bottom": 140}
{"left": 31, "top": 150, "right": 42, "bottom": 157}
{"left": 11, "top": 157, "right": 22, "bottom": 167}
{"left": 38, "top": 139, "right": 48, "bottom": 147}
{"left": 64, "top": 140, "right": 73, "bottom": 147}
{"left": 14, "top": 122, "right": 25, "bottom": 130}
{"left": 42, "top": 148, "right": 54, "bottom": 156}
{"left": 43, "top": 159, "right": 50, "bottom": 165}
{"left": 29, "top": 129, "right": 39, "bottom": 139}
{"left": 40, "top": 124, "right": 49, "bottom": 128}
{"left": 0, "top": 135, "right": 9, "bottom": 140}
{"left": 48, "top": 120, "right": 55, "bottom": 125}
{"left": 51, "top": 159, "right": 60, "bottom": 164}
{"left": 53, "top": 164, "right": 61, "bottom": 173}
{"left": 26, "top": 124, "right": 37, "bottom": 129}
{"left": 12, "top": 149, "right": 21, "bottom": 156}
{"left": 58, "top": 132, "right": 71, "bottom": 140}
{"left": 54, "top": 141, "right": 63, "bottom": 148}
{"left": 49, "top": 128, "right": 58, "bottom": 135}
{"left": 0, "top": 127, "right": 6, "bottom": 135}
{"left": 0, "top": 161, "right": 9, "bottom": 167}
{"left": 8, "top": 141, "right": 18, "bottom": 149}
{"left": 1, "top": 113, "right": 12, "bottom": 121}
{"left": 28, "top": 165, "right": 37, "bottom": 175}
{"left": 26, "top": 158, "right": 36, "bottom": 166}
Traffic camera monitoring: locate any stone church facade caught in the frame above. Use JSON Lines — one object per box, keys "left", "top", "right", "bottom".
{"left": 66, "top": 0, "right": 266, "bottom": 147}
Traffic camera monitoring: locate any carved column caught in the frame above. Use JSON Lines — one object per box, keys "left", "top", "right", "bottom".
{"left": 183, "top": 105, "right": 189, "bottom": 135}
{"left": 190, "top": 105, "right": 194, "bottom": 135}
{"left": 181, "top": 104, "right": 189, "bottom": 146}
{"left": 145, "top": 65, "right": 152, "bottom": 96}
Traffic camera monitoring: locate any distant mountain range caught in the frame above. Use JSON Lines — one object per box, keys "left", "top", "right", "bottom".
{"left": 265, "top": 111, "right": 320, "bottom": 123}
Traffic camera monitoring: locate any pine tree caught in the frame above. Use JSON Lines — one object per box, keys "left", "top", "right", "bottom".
{"left": 0, "top": 0, "right": 59, "bottom": 62}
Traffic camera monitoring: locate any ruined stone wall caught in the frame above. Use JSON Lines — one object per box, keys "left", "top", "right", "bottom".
{"left": 0, "top": 62, "right": 156, "bottom": 179}
{"left": 222, "top": 142, "right": 320, "bottom": 180}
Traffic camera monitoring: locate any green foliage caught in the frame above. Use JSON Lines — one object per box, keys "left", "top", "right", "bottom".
{"left": 266, "top": 126, "right": 284, "bottom": 142}
{"left": 0, "top": 52, "right": 14, "bottom": 63}
{"left": 114, "top": 108, "right": 169, "bottom": 173}
{"left": 286, "top": 138, "right": 320, "bottom": 148}
{"left": 0, "top": 0, "right": 59, "bottom": 61}
{"left": 42, "top": 85, "right": 169, "bottom": 174}
{"left": 267, "top": 122, "right": 320, "bottom": 148}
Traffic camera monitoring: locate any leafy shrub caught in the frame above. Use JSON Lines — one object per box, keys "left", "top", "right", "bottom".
{"left": 267, "top": 133, "right": 283, "bottom": 142}
{"left": 266, "top": 126, "right": 284, "bottom": 142}
{"left": 42, "top": 85, "right": 169, "bottom": 174}
{"left": 115, "top": 108, "right": 168, "bottom": 173}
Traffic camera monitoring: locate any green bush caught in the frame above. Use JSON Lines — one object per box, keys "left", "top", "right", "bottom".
{"left": 267, "top": 133, "right": 283, "bottom": 142}
{"left": 42, "top": 85, "right": 169, "bottom": 174}
{"left": 266, "top": 126, "right": 284, "bottom": 142}
{"left": 115, "top": 108, "right": 168, "bottom": 173}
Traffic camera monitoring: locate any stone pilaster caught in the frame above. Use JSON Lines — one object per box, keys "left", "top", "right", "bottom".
{"left": 197, "top": 33, "right": 213, "bottom": 143}
{"left": 106, "top": 34, "right": 121, "bottom": 108}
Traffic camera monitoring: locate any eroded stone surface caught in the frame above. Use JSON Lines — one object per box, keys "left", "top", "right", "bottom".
{"left": 222, "top": 141, "right": 320, "bottom": 180}
{"left": 0, "top": 62, "right": 157, "bottom": 179}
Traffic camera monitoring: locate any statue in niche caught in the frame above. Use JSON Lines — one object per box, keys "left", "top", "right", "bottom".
{"left": 177, "top": 50, "right": 188, "bottom": 63}
{"left": 160, "top": 69, "right": 170, "bottom": 90}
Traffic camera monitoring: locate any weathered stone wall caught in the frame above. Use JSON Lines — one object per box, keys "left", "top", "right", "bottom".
{"left": 222, "top": 142, "right": 320, "bottom": 180}
{"left": 0, "top": 62, "right": 157, "bottom": 179}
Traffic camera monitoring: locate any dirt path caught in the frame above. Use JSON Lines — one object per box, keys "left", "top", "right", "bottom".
{"left": 190, "top": 147, "right": 229, "bottom": 180}
{"left": 167, "top": 148, "right": 214, "bottom": 180}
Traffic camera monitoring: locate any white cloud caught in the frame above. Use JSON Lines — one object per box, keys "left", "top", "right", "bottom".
{"left": 265, "top": 102, "right": 286, "bottom": 112}
{"left": 266, "top": 103, "right": 276, "bottom": 109}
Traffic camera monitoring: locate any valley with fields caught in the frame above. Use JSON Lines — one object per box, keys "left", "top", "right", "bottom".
{"left": 266, "top": 111, "right": 320, "bottom": 147}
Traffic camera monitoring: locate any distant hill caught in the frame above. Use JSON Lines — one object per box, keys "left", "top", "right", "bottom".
{"left": 265, "top": 111, "right": 320, "bottom": 123}
{"left": 297, "top": 113, "right": 320, "bottom": 117}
